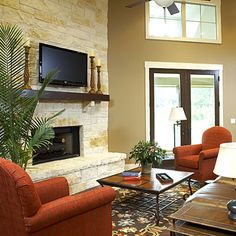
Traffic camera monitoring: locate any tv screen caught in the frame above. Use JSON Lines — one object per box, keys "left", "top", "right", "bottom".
{"left": 39, "top": 43, "right": 87, "bottom": 87}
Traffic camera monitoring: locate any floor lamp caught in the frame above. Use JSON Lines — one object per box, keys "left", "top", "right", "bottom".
{"left": 169, "top": 107, "right": 187, "bottom": 147}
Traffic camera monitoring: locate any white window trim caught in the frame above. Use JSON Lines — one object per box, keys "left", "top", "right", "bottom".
{"left": 145, "top": 0, "right": 222, "bottom": 44}
{"left": 144, "top": 61, "right": 223, "bottom": 140}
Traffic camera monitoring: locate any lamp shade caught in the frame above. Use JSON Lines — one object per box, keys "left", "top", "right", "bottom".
{"left": 154, "top": 0, "right": 174, "bottom": 7}
{"left": 214, "top": 142, "right": 236, "bottom": 178}
{"left": 169, "top": 107, "right": 187, "bottom": 122}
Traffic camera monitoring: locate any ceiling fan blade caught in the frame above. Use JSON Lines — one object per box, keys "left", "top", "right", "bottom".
{"left": 126, "top": 0, "right": 150, "bottom": 8}
{"left": 167, "top": 2, "right": 179, "bottom": 15}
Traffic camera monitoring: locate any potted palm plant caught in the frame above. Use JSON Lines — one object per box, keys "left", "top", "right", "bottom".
{"left": 0, "top": 24, "right": 63, "bottom": 170}
{"left": 129, "top": 140, "right": 166, "bottom": 173}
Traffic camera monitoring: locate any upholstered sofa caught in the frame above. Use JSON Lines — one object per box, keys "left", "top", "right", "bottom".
{"left": 0, "top": 158, "right": 116, "bottom": 236}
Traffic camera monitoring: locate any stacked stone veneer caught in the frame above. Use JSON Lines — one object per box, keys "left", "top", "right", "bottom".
{"left": 1, "top": 0, "right": 126, "bottom": 192}
{"left": 34, "top": 101, "right": 109, "bottom": 157}
{"left": 28, "top": 153, "right": 126, "bottom": 194}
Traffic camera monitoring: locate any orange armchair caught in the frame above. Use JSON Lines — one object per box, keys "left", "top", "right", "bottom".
{"left": 0, "top": 158, "right": 116, "bottom": 236}
{"left": 173, "top": 126, "right": 232, "bottom": 184}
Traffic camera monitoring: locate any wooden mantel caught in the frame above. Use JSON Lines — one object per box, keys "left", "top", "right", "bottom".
{"left": 22, "top": 90, "right": 110, "bottom": 102}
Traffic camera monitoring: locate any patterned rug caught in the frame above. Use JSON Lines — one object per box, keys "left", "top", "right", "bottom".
{"left": 112, "top": 182, "right": 199, "bottom": 236}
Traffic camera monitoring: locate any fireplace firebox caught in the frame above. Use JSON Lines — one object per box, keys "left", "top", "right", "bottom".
{"left": 33, "top": 126, "right": 80, "bottom": 165}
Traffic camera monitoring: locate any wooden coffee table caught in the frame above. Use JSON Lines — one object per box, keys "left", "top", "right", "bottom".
{"left": 97, "top": 167, "right": 193, "bottom": 224}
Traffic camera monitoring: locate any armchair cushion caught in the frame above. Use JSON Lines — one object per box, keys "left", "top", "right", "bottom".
{"left": 173, "top": 144, "right": 202, "bottom": 157}
{"left": 34, "top": 177, "right": 69, "bottom": 204}
{"left": 176, "top": 155, "right": 199, "bottom": 169}
{"left": 199, "top": 148, "right": 219, "bottom": 160}
{"left": 24, "top": 186, "right": 116, "bottom": 233}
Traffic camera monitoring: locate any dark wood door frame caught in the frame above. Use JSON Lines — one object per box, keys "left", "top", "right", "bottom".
{"left": 149, "top": 68, "right": 220, "bottom": 146}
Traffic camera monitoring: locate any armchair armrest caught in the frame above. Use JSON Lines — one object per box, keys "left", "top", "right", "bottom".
{"left": 199, "top": 148, "right": 219, "bottom": 160}
{"left": 173, "top": 144, "right": 202, "bottom": 157}
{"left": 25, "top": 186, "right": 116, "bottom": 233}
{"left": 34, "top": 177, "right": 69, "bottom": 204}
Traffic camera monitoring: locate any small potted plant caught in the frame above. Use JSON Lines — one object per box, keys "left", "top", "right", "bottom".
{"left": 129, "top": 140, "right": 166, "bottom": 174}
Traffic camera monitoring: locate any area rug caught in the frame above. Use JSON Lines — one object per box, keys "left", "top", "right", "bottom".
{"left": 112, "top": 182, "right": 199, "bottom": 236}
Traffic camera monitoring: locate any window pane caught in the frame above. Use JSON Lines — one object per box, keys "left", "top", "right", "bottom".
{"left": 201, "top": 22, "right": 216, "bottom": 40}
{"left": 154, "top": 74, "right": 180, "bottom": 150}
{"left": 149, "top": 18, "right": 165, "bottom": 37}
{"left": 149, "top": 2, "right": 182, "bottom": 20}
{"left": 149, "top": 18, "right": 181, "bottom": 38}
{"left": 165, "top": 20, "right": 182, "bottom": 38}
{"left": 191, "top": 75, "right": 215, "bottom": 144}
{"left": 186, "top": 4, "right": 200, "bottom": 21}
{"left": 186, "top": 21, "right": 201, "bottom": 38}
{"left": 150, "top": 1, "right": 164, "bottom": 18}
{"left": 201, "top": 5, "right": 216, "bottom": 23}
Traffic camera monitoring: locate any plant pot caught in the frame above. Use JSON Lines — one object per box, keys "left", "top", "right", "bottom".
{"left": 141, "top": 163, "right": 152, "bottom": 174}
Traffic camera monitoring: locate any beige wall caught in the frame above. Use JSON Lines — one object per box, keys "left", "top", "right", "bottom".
{"left": 108, "top": 0, "right": 236, "bottom": 157}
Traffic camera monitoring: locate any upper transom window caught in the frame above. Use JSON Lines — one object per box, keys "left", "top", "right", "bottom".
{"left": 146, "top": 0, "right": 221, "bottom": 43}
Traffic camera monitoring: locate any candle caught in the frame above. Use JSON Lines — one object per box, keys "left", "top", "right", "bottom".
{"left": 89, "top": 49, "right": 95, "bottom": 57}
{"left": 97, "top": 59, "right": 101, "bottom": 66}
{"left": 25, "top": 37, "right": 30, "bottom": 47}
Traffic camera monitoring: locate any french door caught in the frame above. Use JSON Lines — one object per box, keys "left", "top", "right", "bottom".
{"left": 149, "top": 68, "right": 220, "bottom": 151}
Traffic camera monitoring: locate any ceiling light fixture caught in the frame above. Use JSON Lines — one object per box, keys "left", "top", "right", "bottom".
{"left": 154, "top": 0, "right": 175, "bottom": 7}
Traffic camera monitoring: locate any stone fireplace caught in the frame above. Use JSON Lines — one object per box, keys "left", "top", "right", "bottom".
{"left": 1, "top": 0, "right": 126, "bottom": 194}
{"left": 34, "top": 99, "right": 109, "bottom": 156}
{"left": 27, "top": 97, "right": 126, "bottom": 194}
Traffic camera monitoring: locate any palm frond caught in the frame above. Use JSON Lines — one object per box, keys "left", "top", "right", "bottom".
{"left": 36, "top": 70, "right": 58, "bottom": 98}
{"left": 31, "top": 109, "right": 65, "bottom": 130}
{"left": 28, "top": 124, "right": 55, "bottom": 151}
{"left": 0, "top": 24, "right": 62, "bottom": 169}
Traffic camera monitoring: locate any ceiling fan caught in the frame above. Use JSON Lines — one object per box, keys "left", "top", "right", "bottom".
{"left": 126, "top": 0, "right": 180, "bottom": 15}
{"left": 126, "top": 0, "right": 211, "bottom": 15}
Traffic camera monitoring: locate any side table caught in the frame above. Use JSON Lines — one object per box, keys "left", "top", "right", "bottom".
{"left": 169, "top": 202, "right": 236, "bottom": 236}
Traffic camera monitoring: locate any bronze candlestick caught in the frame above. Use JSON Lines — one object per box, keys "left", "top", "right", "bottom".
{"left": 22, "top": 45, "right": 32, "bottom": 90}
{"left": 89, "top": 56, "right": 96, "bottom": 93}
{"left": 96, "top": 65, "right": 102, "bottom": 94}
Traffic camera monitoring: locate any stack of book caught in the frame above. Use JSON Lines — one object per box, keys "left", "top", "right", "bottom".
{"left": 121, "top": 171, "right": 141, "bottom": 181}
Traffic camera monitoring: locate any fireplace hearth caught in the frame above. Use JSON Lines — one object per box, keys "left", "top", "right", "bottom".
{"left": 33, "top": 126, "right": 80, "bottom": 165}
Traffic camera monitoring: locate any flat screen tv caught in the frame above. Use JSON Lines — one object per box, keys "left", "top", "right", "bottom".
{"left": 39, "top": 43, "right": 87, "bottom": 87}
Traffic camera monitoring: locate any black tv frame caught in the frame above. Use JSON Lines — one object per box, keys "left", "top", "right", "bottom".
{"left": 39, "top": 43, "right": 88, "bottom": 87}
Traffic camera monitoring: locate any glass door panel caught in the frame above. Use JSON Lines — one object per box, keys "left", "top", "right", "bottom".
{"left": 154, "top": 73, "right": 180, "bottom": 150}
{"left": 191, "top": 74, "right": 215, "bottom": 144}
{"left": 150, "top": 68, "right": 219, "bottom": 152}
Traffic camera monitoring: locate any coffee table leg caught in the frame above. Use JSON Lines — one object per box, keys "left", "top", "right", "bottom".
{"left": 188, "top": 178, "right": 193, "bottom": 195}
{"left": 156, "top": 194, "right": 160, "bottom": 225}
{"left": 183, "top": 178, "right": 193, "bottom": 200}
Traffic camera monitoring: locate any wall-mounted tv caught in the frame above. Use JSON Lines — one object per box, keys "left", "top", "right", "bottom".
{"left": 39, "top": 43, "right": 87, "bottom": 87}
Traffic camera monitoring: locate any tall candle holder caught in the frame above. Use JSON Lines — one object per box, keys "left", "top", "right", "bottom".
{"left": 22, "top": 45, "right": 32, "bottom": 90}
{"left": 89, "top": 56, "right": 96, "bottom": 93}
{"left": 96, "top": 65, "right": 103, "bottom": 94}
